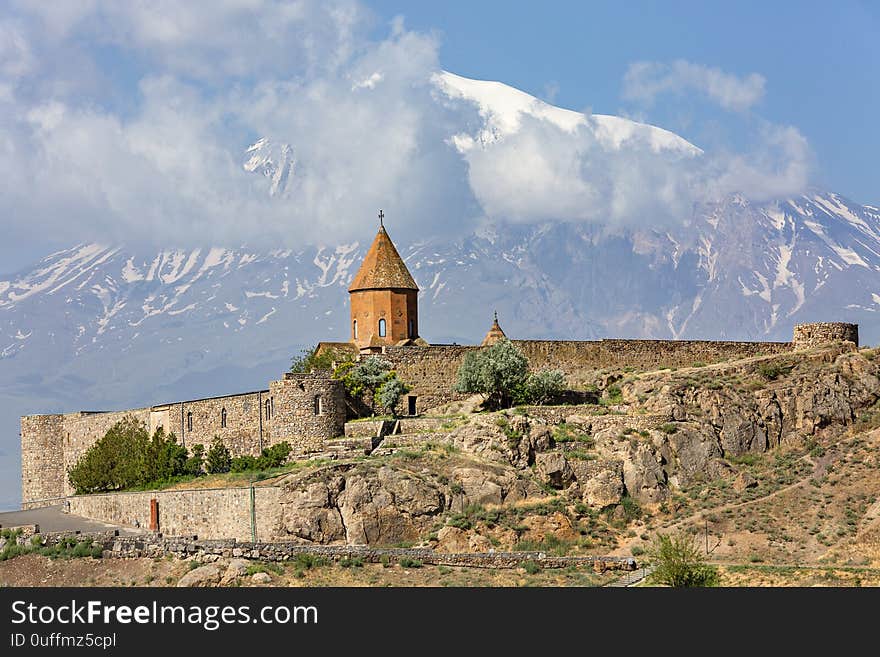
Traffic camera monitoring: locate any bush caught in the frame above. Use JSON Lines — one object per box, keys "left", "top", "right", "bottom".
{"left": 757, "top": 361, "right": 794, "bottom": 381}
{"left": 375, "top": 374, "right": 410, "bottom": 416}
{"left": 258, "top": 442, "right": 292, "bottom": 469}
{"left": 524, "top": 369, "right": 565, "bottom": 405}
{"left": 646, "top": 532, "right": 719, "bottom": 587}
{"left": 398, "top": 557, "right": 422, "bottom": 569}
{"left": 184, "top": 444, "right": 205, "bottom": 476}
{"left": 658, "top": 423, "right": 678, "bottom": 434}
{"left": 230, "top": 455, "right": 258, "bottom": 473}
{"left": 454, "top": 338, "right": 529, "bottom": 409}
{"left": 205, "top": 441, "right": 232, "bottom": 474}
{"left": 604, "top": 385, "right": 623, "bottom": 404}
{"left": 523, "top": 560, "right": 541, "bottom": 575}
{"left": 68, "top": 417, "right": 193, "bottom": 493}
{"left": 68, "top": 416, "right": 151, "bottom": 493}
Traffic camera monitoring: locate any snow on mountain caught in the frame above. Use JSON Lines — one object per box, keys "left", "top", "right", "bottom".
{"left": 432, "top": 71, "right": 702, "bottom": 155}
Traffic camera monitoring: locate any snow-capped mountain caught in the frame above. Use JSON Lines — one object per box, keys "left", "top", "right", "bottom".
{"left": 1, "top": 73, "right": 878, "bottom": 510}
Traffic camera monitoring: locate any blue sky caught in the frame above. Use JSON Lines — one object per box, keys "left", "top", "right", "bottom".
{"left": 369, "top": 1, "right": 879, "bottom": 203}
{"left": 0, "top": 1, "right": 877, "bottom": 272}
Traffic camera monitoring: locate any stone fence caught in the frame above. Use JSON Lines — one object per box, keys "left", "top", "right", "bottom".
{"left": 106, "top": 535, "right": 637, "bottom": 572}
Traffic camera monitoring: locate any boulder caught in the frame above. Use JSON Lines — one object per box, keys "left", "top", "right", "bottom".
{"left": 220, "top": 558, "right": 250, "bottom": 585}
{"left": 177, "top": 564, "right": 222, "bottom": 588}
{"left": 535, "top": 452, "right": 573, "bottom": 489}
{"left": 572, "top": 460, "right": 624, "bottom": 507}
{"left": 251, "top": 572, "right": 272, "bottom": 584}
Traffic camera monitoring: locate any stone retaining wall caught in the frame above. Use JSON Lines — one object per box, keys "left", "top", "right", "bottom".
{"left": 105, "top": 535, "right": 637, "bottom": 572}
{"left": 67, "top": 486, "right": 282, "bottom": 542}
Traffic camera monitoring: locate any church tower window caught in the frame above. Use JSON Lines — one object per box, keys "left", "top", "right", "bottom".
{"left": 221, "top": 408, "right": 227, "bottom": 428}
{"left": 378, "top": 318, "right": 386, "bottom": 337}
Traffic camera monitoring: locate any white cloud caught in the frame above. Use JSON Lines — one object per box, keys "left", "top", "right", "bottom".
{"left": 0, "top": 2, "right": 812, "bottom": 253}
{"left": 623, "top": 60, "right": 766, "bottom": 112}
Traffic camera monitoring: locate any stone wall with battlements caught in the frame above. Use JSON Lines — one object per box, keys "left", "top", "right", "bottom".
{"left": 793, "top": 322, "right": 859, "bottom": 350}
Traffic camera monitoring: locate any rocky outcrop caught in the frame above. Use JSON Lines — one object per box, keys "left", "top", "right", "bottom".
{"left": 277, "top": 458, "right": 543, "bottom": 546}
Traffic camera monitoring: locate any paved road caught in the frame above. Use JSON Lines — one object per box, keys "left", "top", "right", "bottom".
{"left": 0, "top": 505, "right": 143, "bottom": 535}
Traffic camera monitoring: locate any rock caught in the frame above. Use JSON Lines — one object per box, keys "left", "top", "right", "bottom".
{"left": 280, "top": 478, "right": 347, "bottom": 544}
{"left": 621, "top": 444, "right": 668, "bottom": 504}
{"left": 733, "top": 471, "right": 758, "bottom": 492}
{"left": 220, "top": 558, "right": 250, "bottom": 585}
{"left": 535, "top": 452, "right": 573, "bottom": 489}
{"left": 449, "top": 467, "right": 505, "bottom": 508}
{"left": 177, "top": 564, "right": 222, "bottom": 588}
{"left": 435, "top": 526, "right": 492, "bottom": 553}
{"left": 571, "top": 460, "right": 624, "bottom": 507}
{"left": 251, "top": 572, "right": 272, "bottom": 584}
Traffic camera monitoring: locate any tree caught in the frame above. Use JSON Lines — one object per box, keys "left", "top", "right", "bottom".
{"left": 376, "top": 374, "right": 410, "bottom": 417}
{"left": 454, "top": 338, "right": 529, "bottom": 409}
{"left": 184, "top": 444, "right": 205, "bottom": 476}
{"left": 524, "top": 369, "right": 566, "bottom": 405}
{"left": 290, "top": 345, "right": 353, "bottom": 374}
{"left": 348, "top": 356, "right": 394, "bottom": 414}
{"left": 68, "top": 415, "right": 152, "bottom": 493}
{"left": 68, "top": 418, "right": 191, "bottom": 493}
{"left": 145, "top": 426, "right": 188, "bottom": 483}
{"left": 205, "top": 440, "right": 232, "bottom": 474}
{"left": 646, "top": 532, "right": 719, "bottom": 587}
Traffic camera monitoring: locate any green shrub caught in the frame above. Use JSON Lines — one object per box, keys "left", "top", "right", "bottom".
{"left": 184, "top": 444, "right": 205, "bottom": 476}
{"left": 757, "top": 361, "right": 794, "bottom": 381}
{"left": 658, "top": 423, "right": 678, "bottom": 434}
{"left": 398, "top": 557, "right": 422, "bottom": 569}
{"left": 524, "top": 369, "right": 566, "bottom": 405}
{"left": 604, "top": 385, "right": 623, "bottom": 404}
{"left": 631, "top": 545, "right": 645, "bottom": 556}
{"left": 205, "top": 441, "right": 232, "bottom": 474}
{"left": 339, "top": 556, "right": 364, "bottom": 568}
{"left": 290, "top": 345, "right": 353, "bottom": 374}
{"left": 523, "top": 560, "right": 541, "bottom": 575}
{"left": 646, "top": 532, "right": 719, "bottom": 587}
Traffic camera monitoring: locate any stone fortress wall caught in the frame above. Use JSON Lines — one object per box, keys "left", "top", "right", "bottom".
{"left": 20, "top": 374, "right": 345, "bottom": 506}
{"left": 20, "top": 322, "right": 858, "bottom": 507}
{"left": 383, "top": 337, "right": 795, "bottom": 414}
{"left": 792, "top": 322, "right": 859, "bottom": 350}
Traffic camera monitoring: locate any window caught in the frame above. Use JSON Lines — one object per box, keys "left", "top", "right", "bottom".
{"left": 265, "top": 398, "right": 272, "bottom": 420}
{"left": 221, "top": 408, "right": 227, "bottom": 428}
{"left": 378, "top": 318, "right": 386, "bottom": 337}
{"left": 408, "top": 318, "right": 414, "bottom": 338}
{"left": 314, "top": 394, "right": 322, "bottom": 416}
{"left": 353, "top": 320, "right": 358, "bottom": 340}
{"left": 186, "top": 412, "right": 193, "bottom": 432}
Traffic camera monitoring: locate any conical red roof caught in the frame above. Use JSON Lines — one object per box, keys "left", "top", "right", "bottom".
{"left": 348, "top": 226, "right": 418, "bottom": 292}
